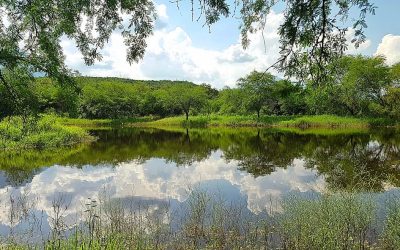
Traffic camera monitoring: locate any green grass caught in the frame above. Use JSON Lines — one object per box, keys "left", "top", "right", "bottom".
{"left": 132, "top": 114, "right": 396, "bottom": 129}
{"left": 277, "top": 115, "right": 372, "bottom": 128}
{"left": 137, "top": 114, "right": 296, "bottom": 128}
{"left": 0, "top": 115, "right": 94, "bottom": 150}
{"left": 57, "top": 117, "right": 113, "bottom": 127}
{"left": 58, "top": 116, "right": 157, "bottom": 128}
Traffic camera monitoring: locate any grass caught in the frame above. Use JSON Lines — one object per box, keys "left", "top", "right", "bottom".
{"left": 132, "top": 114, "right": 396, "bottom": 129}
{"left": 2, "top": 189, "right": 400, "bottom": 249}
{"left": 0, "top": 115, "right": 94, "bottom": 150}
{"left": 136, "top": 114, "right": 296, "bottom": 128}
{"left": 278, "top": 115, "right": 372, "bottom": 128}
{"left": 58, "top": 116, "right": 157, "bottom": 128}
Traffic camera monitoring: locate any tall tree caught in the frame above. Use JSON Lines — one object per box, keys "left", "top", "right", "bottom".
{"left": 164, "top": 84, "right": 208, "bottom": 120}
{"left": 238, "top": 71, "right": 276, "bottom": 118}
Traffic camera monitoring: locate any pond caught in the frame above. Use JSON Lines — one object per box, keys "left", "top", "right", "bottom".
{"left": 1, "top": 127, "right": 400, "bottom": 246}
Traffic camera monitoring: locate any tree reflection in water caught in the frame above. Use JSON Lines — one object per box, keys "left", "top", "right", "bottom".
{"left": 1, "top": 127, "right": 399, "bottom": 191}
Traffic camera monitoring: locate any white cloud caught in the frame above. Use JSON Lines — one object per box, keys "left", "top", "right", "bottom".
{"left": 375, "top": 34, "right": 400, "bottom": 65}
{"left": 345, "top": 28, "right": 372, "bottom": 54}
{"left": 156, "top": 4, "right": 168, "bottom": 21}
{"left": 61, "top": 7, "right": 284, "bottom": 88}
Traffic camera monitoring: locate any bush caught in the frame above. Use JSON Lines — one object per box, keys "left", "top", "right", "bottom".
{"left": 0, "top": 115, "right": 93, "bottom": 150}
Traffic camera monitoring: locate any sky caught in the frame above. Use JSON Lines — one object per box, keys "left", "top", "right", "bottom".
{"left": 62, "top": 0, "right": 400, "bottom": 89}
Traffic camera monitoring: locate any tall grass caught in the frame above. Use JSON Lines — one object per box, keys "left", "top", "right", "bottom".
{"left": 277, "top": 115, "right": 371, "bottom": 128}
{"left": 2, "top": 189, "right": 400, "bottom": 249}
{"left": 139, "top": 115, "right": 295, "bottom": 128}
{"left": 134, "top": 114, "right": 396, "bottom": 129}
{"left": 0, "top": 115, "right": 93, "bottom": 150}
{"left": 58, "top": 116, "right": 157, "bottom": 128}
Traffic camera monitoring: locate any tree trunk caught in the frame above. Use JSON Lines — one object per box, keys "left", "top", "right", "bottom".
{"left": 185, "top": 111, "right": 189, "bottom": 120}
{"left": 257, "top": 110, "right": 260, "bottom": 119}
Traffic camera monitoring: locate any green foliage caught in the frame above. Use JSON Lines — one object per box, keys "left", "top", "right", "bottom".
{"left": 278, "top": 115, "right": 370, "bottom": 128}
{"left": 0, "top": 115, "right": 92, "bottom": 150}
{"left": 237, "top": 71, "right": 276, "bottom": 117}
{"left": 280, "top": 193, "right": 376, "bottom": 249}
{"left": 382, "top": 199, "right": 400, "bottom": 249}
{"left": 0, "top": 0, "right": 156, "bottom": 118}
{"left": 2, "top": 55, "right": 400, "bottom": 123}
{"left": 305, "top": 55, "right": 400, "bottom": 117}
{"left": 160, "top": 83, "right": 209, "bottom": 120}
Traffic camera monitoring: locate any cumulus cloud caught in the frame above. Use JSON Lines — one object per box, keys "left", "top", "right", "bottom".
{"left": 61, "top": 6, "right": 284, "bottom": 88}
{"left": 375, "top": 34, "right": 400, "bottom": 65}
{"left": 60, "top": 3, "right": 384, "bottom": 88}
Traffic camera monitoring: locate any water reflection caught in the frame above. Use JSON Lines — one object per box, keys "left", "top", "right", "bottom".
{"left": 1, "top": 127, "right": 400, "bottom": 190}
{"left": 0, "top": 127, "right": 400, "bottom": 237}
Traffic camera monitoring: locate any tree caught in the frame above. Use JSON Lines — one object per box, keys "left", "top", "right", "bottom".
{"left": 182, "top": 0, "right": 376, "bottom": 84}
{"left": 237, "top": 71, "right": 276, "bottom": 118}
{"left": 333, "top": 55, "right": 391, "bottom": 116}
{"left": 215, "top": 87, "right": 246, "bottom": 115}
{"left": 0, "top": 0, "right": 376, "bottom": 106}
{"left": 391, "top": 63, "right": 400, "bottom": 85}
{"left": 0, "top": 0, "right": 155, "bottom": 115}
{"left": 271, "top": 80, "right": 306, "bottom": 115}
{"left": 164, "top": 84, "right": 208, "bottom": 120}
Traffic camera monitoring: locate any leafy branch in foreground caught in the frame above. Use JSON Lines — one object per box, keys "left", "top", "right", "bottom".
{"left": 179, "top": 0, "right": 376, "bottom": 84}
{"left": 0, "top": 0, "right": 156, "bottom": 114}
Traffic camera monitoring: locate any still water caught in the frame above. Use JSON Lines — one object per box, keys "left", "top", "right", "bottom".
{"left": 0, "top": 127, "right": 399, "bottom": 239}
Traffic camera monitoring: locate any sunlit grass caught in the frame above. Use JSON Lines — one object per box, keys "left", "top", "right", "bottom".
{"left": 277, "top": 115, "right": 370, "bottom": 128}
{"left": 0, "top": 115, "right": 93, "bottom": 150}
{"left": 133, "top": 114, "right": 397, "bottom": 130}
{"left": 139, "top": 114, "right": 295, "bottom": 128}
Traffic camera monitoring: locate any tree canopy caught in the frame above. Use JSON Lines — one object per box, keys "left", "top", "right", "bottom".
{"left": 0, "top": 0, "right": 155, "bottom": 114}
{"left": 0, "top": 0, "right": 376, "bottom": 88}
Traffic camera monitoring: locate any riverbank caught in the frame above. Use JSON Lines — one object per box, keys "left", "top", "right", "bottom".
{"left": 1, "top": 114, "right": 396, "bottom": 150}
{"left": 0, "top": 115, "right": 93, "bottom": 150}
{"left": 132, "top": 114, "right": 397, "bottom": 129}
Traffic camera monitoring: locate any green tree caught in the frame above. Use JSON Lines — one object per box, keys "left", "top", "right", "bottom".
{"left": 214, "top": 87, "right": 245, "bottom": 115}
{"left": 270, "top": 80, "right": 306, "bottom": 115}
{"left": 0, "top": 0, "right": 155, "bottom": 116}
{"left": 391, "top": 63, "right": 400, "bottom": 85}
{"left": 0, "top": 0, "right": 377, "bottom": 112}
{"left": 237, "top": 71, "right": 276, "bottom": 118}
{"left": 305, "top": 55, "right": 393, "bottom": 117}
{"left": 164, "top": 84, "right": 208, "bottom": 120}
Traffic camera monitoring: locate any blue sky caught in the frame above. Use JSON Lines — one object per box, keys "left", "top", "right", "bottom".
{"left": 156, "top": 0, "right": 399, "bottom": 53}
{"left": 62, "top": 0, "right": 400, "bottom": 88}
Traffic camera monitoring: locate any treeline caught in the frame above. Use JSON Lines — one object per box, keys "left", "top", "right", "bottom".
{"left": 1, "top": 55, "right": 399, "bottom": 120}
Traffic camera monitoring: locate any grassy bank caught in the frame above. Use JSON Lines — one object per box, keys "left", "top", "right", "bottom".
{"left": 58, "top": 116, "right": 157, "bottom": 128}
{"left": 133, "top": 114, "right": 396, "bottom": 129}
{"left": 0, "top": 115, "right": 93, "bottom": 150}
{"left": 137, "top": 115, "right": 295, "bottom": 128}
{"left": 3, "top": 190, "right": 400, "bottom": 249}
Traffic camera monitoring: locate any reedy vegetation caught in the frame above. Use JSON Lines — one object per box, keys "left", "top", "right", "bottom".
{"left": 2, "top": 189, "right": 400, "bottom": 249}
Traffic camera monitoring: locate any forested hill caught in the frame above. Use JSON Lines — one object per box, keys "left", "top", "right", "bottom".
{"left": 1, "top": 55, "right": 399, "bottom": 121}
{"left": 73, "top": 76, "right": 197, "bottom": 87}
